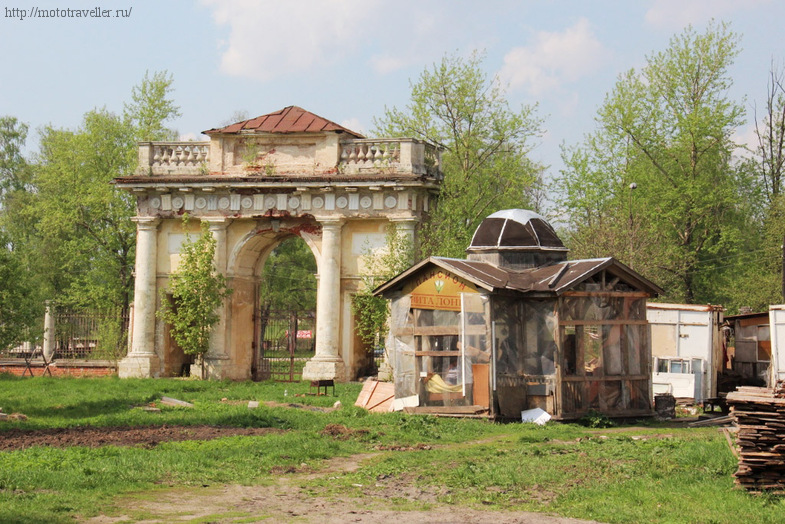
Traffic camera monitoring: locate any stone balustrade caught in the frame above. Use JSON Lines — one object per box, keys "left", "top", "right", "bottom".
{"left": 137, "top": 141, "right": 210, "bottom": 176}
{"left": 339, "top": 138, "right": 441, "bottom": 178}
{"left": 135, "top": 138, "right": 441, "bottom": 178}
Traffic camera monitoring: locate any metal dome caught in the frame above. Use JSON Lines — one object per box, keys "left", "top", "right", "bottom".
{"left": 468, "top": 209, "right": 567, "bottom": 252}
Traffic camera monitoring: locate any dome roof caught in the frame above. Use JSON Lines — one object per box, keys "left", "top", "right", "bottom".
{"left": 468, "top": 209, "right": 567, "bottom": 252}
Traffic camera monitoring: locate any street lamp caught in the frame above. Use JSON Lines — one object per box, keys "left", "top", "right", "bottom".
{"left": 628, "top": 182, "right": 637, "bottom": 269}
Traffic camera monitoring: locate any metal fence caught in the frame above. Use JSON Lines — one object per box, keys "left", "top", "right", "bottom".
{"left": 257, "top": 311, "right": 315, "bottom": 381}
{"left": 52, "top": 309, "right": 130, "bottom": 360}
{"left": 1, "top": 307, "right": 130, "bottom": 362}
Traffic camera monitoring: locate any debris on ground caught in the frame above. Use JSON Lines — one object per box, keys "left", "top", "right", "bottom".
{"left": 160, "top": 396, "right": 194, "bottom": 408}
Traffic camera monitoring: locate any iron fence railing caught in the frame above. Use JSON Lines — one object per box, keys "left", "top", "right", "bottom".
{"left": 1, "top": 308, "right": 130, "bottom": 362}
{"left": 257, "top": 311, "right": 315, "bottom": 381}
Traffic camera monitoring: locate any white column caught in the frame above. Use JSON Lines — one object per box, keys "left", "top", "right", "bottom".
{"left": 119, "top": 217, "right": 161, "bottom": 378}
{"left": 129, "top": 217, "right": 161, "bottom": 356}
{"left": 202, "top": 217, "right": 232, "bottom": 374}
{"left": 42, "top": 301, "right": 55, "bottom": 362}
{"left": 391, "top": 218, "right": 419, "bottom": 266}
{"left": 303, "top": 219, "right": 346, "bottom": 381}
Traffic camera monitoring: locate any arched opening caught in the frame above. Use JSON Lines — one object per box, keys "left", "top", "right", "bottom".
{"left": 254, "top": 235, "right": 318, "bottom": 380}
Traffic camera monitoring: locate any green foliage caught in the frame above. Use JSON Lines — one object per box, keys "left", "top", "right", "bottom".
{"left": 123, "top": 70, "right": 181, "bottom": 142}
{"left": 577, "top": 409, "right": 614, "bottom": 429}
{"left": 351, "top": 224, "right": 413, "bottom": 349}
{"left": 374, "top": 50, "right": 545, "bottom": 258}
{"left": 555, "top": 22, "right": 754, "bottom": 305}
{"left": 157, "top": 218, "right": 232, "bottom": 379}
{"left": 0, "top": 72, "right": 180, "bottom": 319}
{"left": 258, "top": 236, "right": 317, "bottom": 313}
{"left": 0, "top": 236, "right": 41, "bottom": 350}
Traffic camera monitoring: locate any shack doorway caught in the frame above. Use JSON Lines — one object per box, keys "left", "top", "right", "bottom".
{"left": 252, "top": 236, "right": 317, "bottom": 381}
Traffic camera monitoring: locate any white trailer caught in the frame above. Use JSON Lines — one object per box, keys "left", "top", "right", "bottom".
{"left": 768, "top": 305, "right": 785, "bottom": 385}
{"left": 647, "top": 303, "right": 724, "bottom": 403}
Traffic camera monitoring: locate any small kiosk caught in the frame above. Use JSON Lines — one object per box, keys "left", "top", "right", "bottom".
{"left": 374, "top": 210, "right": 663, "bottom": 419}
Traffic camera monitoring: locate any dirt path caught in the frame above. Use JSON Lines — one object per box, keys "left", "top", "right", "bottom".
{"left": 87, "top": 452, "right": 599, "bottom": 524}
{"left": 3, "top": 424, "right": 598, "bottom": 523}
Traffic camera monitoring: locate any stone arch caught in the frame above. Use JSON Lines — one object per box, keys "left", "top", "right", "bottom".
{"left": 223, "top": 219, "right": 321, "bottom": 381}
{"left": 116, "top": 106, "right": 441, "bottom": 382}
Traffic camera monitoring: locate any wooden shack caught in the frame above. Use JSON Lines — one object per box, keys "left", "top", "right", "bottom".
{"left": 374, "top": 209, "right": 663, "bottom": 420}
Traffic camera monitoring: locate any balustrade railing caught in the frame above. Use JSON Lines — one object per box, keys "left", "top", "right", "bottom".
{"left": 339, "top": 138, "right": 441, "bottom": 178}
{"left": 137, "top": 141, "right": 210, "bottom": 175}
{"left": 135, "top": 138, "right": 441, "bottom": 178}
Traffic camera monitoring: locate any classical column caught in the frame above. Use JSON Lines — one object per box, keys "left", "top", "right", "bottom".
{"left": 202, "top": 217, "right": 232, "bottom": 377}
{"left": 42, "top": 301, "right": 55, "bottom": 362}
{"left": 119, "top": 217, "right": 161, "bottom": 378}
{"left": 390, "top": 218, "right": 419, "bottom": 266}
{"left": 303, "top": 218, "right": 346, "bottom": 381}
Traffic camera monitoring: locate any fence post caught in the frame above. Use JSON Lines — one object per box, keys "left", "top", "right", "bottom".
{"left": 43, "top": 301, "right": 56, "bottom": 361}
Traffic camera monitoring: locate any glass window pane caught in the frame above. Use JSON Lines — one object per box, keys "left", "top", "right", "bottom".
{"left": 584, "top": 326, "right": 602, "bottom": 376}
{"left": 603, "top": 325, "right": 622, "bottom": 375}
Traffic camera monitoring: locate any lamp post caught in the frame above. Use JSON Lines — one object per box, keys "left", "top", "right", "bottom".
{"left": 628, "top": 182, "right": 637, "bottom": 269}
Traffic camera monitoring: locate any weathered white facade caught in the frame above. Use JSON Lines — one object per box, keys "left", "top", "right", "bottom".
{"left": 115, "top": 107, "right": 442, "bottom": 381}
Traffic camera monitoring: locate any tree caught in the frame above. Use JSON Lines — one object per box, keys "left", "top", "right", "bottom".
{"left": 374, "top": 51, "right": 545, "bottom": 258}
{"left": 556, "top": 21, "right": 753, "bottom": 304}
{"left": 0, "top": 235, "right": 40, "bottom": 351}
{"left": 124, "top": 70, "right": 181, "bottom": 142}
{"left": 4, "top": 71, "right": 180, "bottom": 316}
{"left": 256, "top": 237, "right": 318, "bottom": 356}
{"left": 0, "top": 116, "right": 31, "bottom": 201}
{"left": 157, "top": 218, "right": 232, "bottom": 379}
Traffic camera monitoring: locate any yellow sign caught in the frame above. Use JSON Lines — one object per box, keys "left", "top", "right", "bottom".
{"left": 403, "top": 268, "right": 478, "bottom": 311}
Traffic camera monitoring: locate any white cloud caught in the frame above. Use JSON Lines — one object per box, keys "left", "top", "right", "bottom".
{"left": 645, "top": 0, "right": 770, "bottom": 30}
{"left": 202, "top": 0, "right": 383, "bottom": 82}
{"left": 340, "top": 117, "right": 366, "bottom": 135}
{"left": 733, "top": 123, "right": 758, "bottom": 159}
{"left": 499, "top": 18, "right": 608, "bottom": 97}
{"left": 369, "top": 55, "right": 408, "bottom": 75}
{"left": 179, "top": 132, "right": 200, "bottom": 142}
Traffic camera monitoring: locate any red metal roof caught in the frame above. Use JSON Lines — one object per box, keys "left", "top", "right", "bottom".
{"left": 203, "top": 106, "right": 364, "bottom": 137}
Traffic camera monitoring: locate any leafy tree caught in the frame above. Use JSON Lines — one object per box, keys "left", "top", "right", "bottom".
{"left": 4, "top": 72, "right": 180, "bottom": 317}
{"left": 556, "top": 22, "right": 753, "bottom": 304}
{"left": 374, "top": 51, "right": 544, "bottom": 258}
{"left": 33, "top": 109, "right": 138, "bottom": 312}
{"left": 124, "top": 70, "right": 181, "bottom": 142}
{"left": 0, "top": 117, "right": 45, "bottom": 342}
{"left": 258, "top": 237, "right": 317, "bottom": 313}
{"left": 0, "top": 235, "right": 40, "bottom": 351}
{"left": 157, "top": 218, "right": 232, "bottom": 379}
{"left": 0, "top": 116, "right": 32, "bottom": 201}
{"left": 256, "top": 236, "right": 317, "bottom": 354}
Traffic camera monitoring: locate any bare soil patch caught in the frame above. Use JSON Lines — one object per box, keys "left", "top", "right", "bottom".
{"left": 0, "top": 424, "right": 282, "bottom": 451}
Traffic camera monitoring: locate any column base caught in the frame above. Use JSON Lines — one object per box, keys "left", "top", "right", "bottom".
{"left": 302, "top": 358, "right": 347, "bottom": 382}
{"left": 118, "top": 354, "right": 160, "bottom": 378}
{"left": 376, "top": 360, "right": 393, "bottom": 382}
{"left": 189, "top": 355, "right": 250, "bottom": 381}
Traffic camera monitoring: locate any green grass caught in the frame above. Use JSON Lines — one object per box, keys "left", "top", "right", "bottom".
{"left": 0, "top": 374, "right": 783, "bottom": 523}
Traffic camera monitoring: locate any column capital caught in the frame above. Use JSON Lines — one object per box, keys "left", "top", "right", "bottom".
{"left": 389, "top": 217, "right": 420, "bottom": 227}
{"left": 316, "top": 217, "right": 345, "bottom": 228}
{"left": 201, "top": 216, "right": 233, "bottom": 229}
{"left": 131, "top": 216, "right": 161, "bottom": 229}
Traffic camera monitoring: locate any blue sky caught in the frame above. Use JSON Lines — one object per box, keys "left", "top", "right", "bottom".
{"left": 1, "top": 0, "right": 783, "bottom": 205}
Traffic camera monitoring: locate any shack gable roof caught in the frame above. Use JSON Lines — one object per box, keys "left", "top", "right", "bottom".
{"left": 373, "top": 256, "right": 663, "bottom": 297}
{"left": 203, "top": 105, "right": 364, "bottom": 137}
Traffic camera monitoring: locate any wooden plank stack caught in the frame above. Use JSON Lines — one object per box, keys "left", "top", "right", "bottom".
{"left": 726, "top": 382, "right": 785, "bottom": 493}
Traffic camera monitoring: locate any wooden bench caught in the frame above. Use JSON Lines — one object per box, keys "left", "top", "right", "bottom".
{"left": 310, "top": 379, "right": 335, "bottom": 396}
